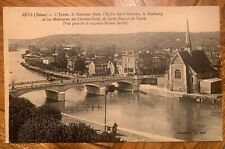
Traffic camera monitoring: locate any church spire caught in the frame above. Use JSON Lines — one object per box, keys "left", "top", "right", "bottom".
{"left": 185, "top": 20, "right": 192, "bottom": 54}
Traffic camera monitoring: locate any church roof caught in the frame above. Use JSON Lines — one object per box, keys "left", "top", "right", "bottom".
{"left": 179, "top": 50, "right": 217, "bottom": 75}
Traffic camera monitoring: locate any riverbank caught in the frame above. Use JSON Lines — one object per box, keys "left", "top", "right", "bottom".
{"left": 21, "top": 62, "right": 73, "bottom": 79}
{"left": 139, "top": 84, "right": 222, "bottom": 104}
{"left": 61, "top": 113, "right": 183, "bottom": 142}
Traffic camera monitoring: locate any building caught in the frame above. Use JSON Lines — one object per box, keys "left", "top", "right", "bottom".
{"left": 168, "top": 20, "right": 220, "bottom": 93}
{"left": 206, "top": 50, "right": 220, "bottom": 70}
{"left": 200, "top": 78, "right": 221, "bottom": 94}
{"left": 88, "top": 58, "right": 109, "bottom": 76}
{"left": 67, "top": 57, "right": 75, "bottom": 71}
{"left": 43, "top": 57, "right": 54, "bottom": 65}
{"left": 121, "top": 50, "right": 140, "bottom": 75}
{"left": 53, "top": 45, "right": 65, "bottom": 56}
{"left": 139, "top": 51, "right": 169, "bottom": 75}
{"left": 24, "top": 54, "right": 44, "bottom": 65}
{"left": 116, "top": 60, "right": 123, "bottom": 75}
{"left": 121, "top": 50, "right": 169, "bottom": 75}
{"left": 107, "top": 61, "right": 116, "bottom": 75}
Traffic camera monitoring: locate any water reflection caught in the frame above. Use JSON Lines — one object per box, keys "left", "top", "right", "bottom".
{"left": 20, "top": 86, "right": 222, "bottom": 141}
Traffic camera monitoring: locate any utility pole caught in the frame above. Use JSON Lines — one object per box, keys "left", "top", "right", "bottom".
{"left": 104, "top": 88, "right": 107, "bottom": 132}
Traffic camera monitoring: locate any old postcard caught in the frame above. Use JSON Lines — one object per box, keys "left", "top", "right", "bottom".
{"left": 4, "top": 7, "right": 222, "bottom": 143}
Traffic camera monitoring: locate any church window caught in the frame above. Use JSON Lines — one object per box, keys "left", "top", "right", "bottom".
{"left": 175, "top": 69, "right": 181, "bottom": 78}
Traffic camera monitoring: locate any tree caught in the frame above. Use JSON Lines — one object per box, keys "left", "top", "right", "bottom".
{"left": 28, "top": 45, "right": 41, "bottom": 55}
{"left": 74, "top": 56, "right": 86, "bottom": 73}
{"left": 24, "top": 50, "right": 30, "bottom": 55}
{"left": 66, "top": 123, "right": 98, "bottom": 142}
{"left": 18, "top": 116, "right": 68, "bottom": 143}
{"left": 34, "top": 105, "right": 62, "bottom": 121}
{"left": 54, "top": 54, "right": 68, "bottom": 69}
{"left": 9, "top": 95, "right": 35, "bottom": 142}
{"left": 17, "top": 105, "right": 64, "bottom": 143}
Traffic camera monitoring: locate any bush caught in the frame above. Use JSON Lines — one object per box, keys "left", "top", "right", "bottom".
{"left": 9, "top": 96, "right": 122, "bottom": 143}
{"left": 96, "top": 131, "right": 122, "bottom": 142}
{"left": 16, "top": 105, "right": 63, "bottom": 143}
{"left": 18, "top": 117, "right": 68, "bottom": 143}
{"left": 66, "top": 123, "right": 98, "bottom": 142}
{"left": 34, "top": 105, "right": 62, "bottom": 121}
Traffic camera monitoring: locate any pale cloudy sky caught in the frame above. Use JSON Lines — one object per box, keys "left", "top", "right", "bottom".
{"left": 4, "top": 6, "right": 219, "bottom": 39}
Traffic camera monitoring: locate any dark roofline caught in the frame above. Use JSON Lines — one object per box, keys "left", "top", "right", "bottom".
{"left": 178, "top": 50, "right": 217, "bottom": 77}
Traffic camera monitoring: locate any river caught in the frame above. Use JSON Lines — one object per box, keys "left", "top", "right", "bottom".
{"left": 9, "top": 49, "right": 222, "bottom": 141}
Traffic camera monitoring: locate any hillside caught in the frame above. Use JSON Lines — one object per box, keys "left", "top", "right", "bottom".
{"left": 9, "top": 32, "right": 220, "bottom": 52}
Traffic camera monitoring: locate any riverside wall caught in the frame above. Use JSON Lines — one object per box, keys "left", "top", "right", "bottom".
{"left": 139, "top": 84, "right": 222, "bottom": 104}
{"left": 21, "top": 62, "right": 73, "bottom": 79}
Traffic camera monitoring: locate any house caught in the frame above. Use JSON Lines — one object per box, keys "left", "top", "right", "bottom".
{"left": 67, "top": 57, "right": 75, "bottom": 71}
{"left": 121, "top": 50, "right": 140, "bottom": 75}
{"left": 116, "top": 60, "right": 123, "bottom": 75}
{"left": 43, "top": 57, "right": 54, "bottom": 65}
{"left": 206, "top": 50, "right": 220, "bottom": 69}
{"left": 107, "top": 61, "right": 116, "bottom": 75}
{"left": 168, "top": 20, "right": 220, "bottom": 93}
{"left": 121, "top": 49, "right": 169, "bottom": 75}
{"left": 137, "top": 51, "right": 169, "bottom": 75}
{"left": 88, "top": 58, "right": 109, "bottom": 76}
{"left": 24, "top": 54, "right": 44, "bottom": 65}
{"left": 53, "top": 45, "right": 66, "bottom": 56}
{"left": 151, "top": 54, "right": 168, "bottom": 74}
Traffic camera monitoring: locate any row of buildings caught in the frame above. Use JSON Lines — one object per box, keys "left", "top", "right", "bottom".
{"left": 87, "top": 20, "right": 221, "bottom": 94}
{"left": 24, "top": 45, "right": 170, "bottom": 76}
{"left": 87, "top": 50, "right": 169, "bottom": 76}
{"left": 22, "top": 20, "right": 221, "bottom": 94}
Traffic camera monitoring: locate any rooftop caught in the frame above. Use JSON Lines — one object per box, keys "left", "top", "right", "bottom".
{"left": 179, "top": 50, "right": 217, "bottom": 76}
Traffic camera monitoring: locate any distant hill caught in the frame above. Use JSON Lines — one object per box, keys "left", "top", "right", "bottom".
{"left": 9, "top": 32, "right": 220, "bottom": 52}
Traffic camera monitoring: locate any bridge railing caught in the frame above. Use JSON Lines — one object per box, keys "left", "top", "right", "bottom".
{"left": 10, "top": 75, "right": 160, "bottom": 90}
{"left": 10, "top": 81, "right": 60, "bottom": 90}
{"left": 9, "top": 79, "right": 50, "bottom": 87}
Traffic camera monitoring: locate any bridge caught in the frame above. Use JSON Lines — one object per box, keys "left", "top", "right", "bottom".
{"left": 9, "top": 75, "right": 156, "bottom": 101}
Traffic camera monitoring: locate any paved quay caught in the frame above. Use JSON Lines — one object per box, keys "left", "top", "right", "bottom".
{"left": 62, "top": 113, "right": 183, "bottom": 142}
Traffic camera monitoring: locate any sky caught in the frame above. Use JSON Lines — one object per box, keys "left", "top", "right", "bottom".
{"left": 3, "top": 6, "right": 220, "bottom": 39}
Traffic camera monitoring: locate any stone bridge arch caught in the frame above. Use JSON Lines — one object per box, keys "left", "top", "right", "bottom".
{"left": 117, "top": 80, "right": 138, "bottom": 92}
{"left": 9, "top": 75, "right": 153, "bottom": 101}
{"left": 84, "top": 84, "right": 106, "bottom": 95}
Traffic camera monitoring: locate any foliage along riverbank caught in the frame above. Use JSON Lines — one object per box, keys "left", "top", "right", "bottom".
{"left": 9, "top": 95, "right": 122, "bottom": 143}
{"left": 21, "top": 62, "right": 72, "bottom": 79}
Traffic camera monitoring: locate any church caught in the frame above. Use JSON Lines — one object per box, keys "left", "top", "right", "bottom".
{"left": 168, "top": 20, "right": 221, "bottom": 94}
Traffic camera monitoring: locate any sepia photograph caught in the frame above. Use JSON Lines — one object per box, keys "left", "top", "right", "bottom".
{"left": 4, "top": 6, "right": 222, "bottom": 143}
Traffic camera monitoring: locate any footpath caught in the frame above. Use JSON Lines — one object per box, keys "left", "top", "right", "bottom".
{"left": 61, "top": 113, "right": 183, "bottom": 142}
